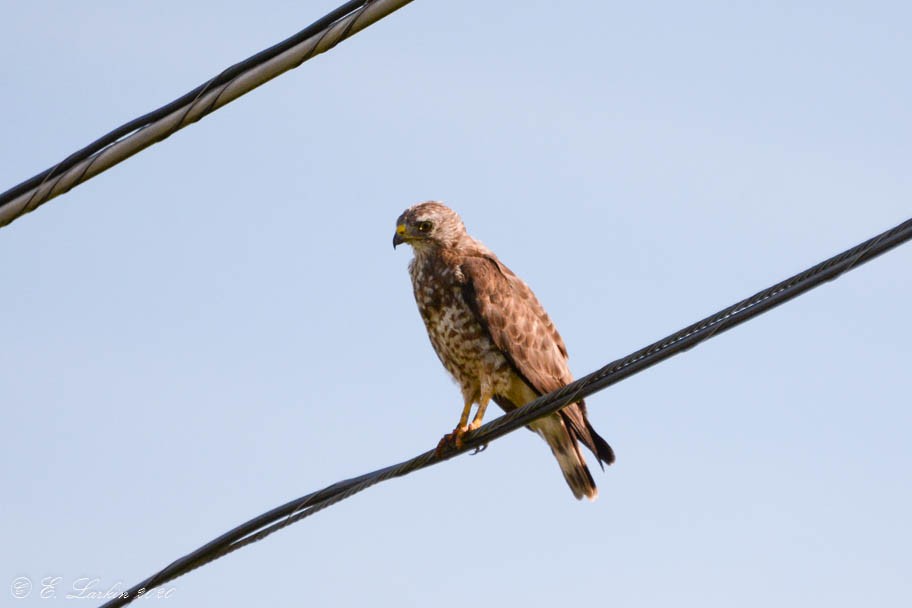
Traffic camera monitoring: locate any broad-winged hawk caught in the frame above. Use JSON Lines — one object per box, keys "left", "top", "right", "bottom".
{"left": 393, "top": 201, "right": 614, "bottom": 500}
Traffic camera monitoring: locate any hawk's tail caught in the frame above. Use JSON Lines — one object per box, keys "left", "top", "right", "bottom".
{"left": 531, "top": 414, "right": 599, "bottom": 501}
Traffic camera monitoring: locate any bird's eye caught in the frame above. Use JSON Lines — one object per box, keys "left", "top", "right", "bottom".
{"left": 417, "top": 221, "right": 433, "bottom": 232}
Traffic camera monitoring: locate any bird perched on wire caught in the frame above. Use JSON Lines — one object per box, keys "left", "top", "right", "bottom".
{"left": 393, "top": 201, "right": 614, "bottom": 500}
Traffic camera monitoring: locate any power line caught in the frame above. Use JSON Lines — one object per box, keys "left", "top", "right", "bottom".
{"left": 0, "top": 0, "right": 415, "bottom": 229}
{"left": 98, "top": 216, "right": 912, "bottom": 608}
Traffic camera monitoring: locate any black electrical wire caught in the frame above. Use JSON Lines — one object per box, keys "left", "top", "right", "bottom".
{"left": 98, "top": 216, "right": 912, "bottom": 608}
{"left": 0, "top": 0, "right": 370, "bottom": 214}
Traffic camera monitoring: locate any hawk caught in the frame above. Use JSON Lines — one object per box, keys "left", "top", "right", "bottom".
{"left": 393, "top": 201, "right": 614, "bottom": 500}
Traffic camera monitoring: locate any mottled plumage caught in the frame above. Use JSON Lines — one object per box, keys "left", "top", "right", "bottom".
{"left": 394, "top": 201, "right": 614, "bottom": 500}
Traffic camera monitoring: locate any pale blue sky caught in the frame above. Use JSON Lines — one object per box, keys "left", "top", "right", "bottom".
{"left": 2, "top": 1, "right": 910, "bottom": 606}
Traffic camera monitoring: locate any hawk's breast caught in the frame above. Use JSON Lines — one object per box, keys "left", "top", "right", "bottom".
{"left": 409, "top": 253, "right": 511, "bottom": 396}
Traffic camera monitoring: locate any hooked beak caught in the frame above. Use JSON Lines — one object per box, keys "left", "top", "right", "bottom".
{"left": 392, "top": 223, "right": 407, "bottom": 249}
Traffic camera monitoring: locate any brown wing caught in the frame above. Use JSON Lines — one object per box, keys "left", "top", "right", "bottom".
{"left": 459, "top": 253, "right": 614, "bottom": 467}
{"left": 460, "top": 253, "right": 571, "bottom": 393}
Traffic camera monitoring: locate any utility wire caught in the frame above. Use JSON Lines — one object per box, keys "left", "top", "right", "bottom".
{"left": 0, "top": 0, "right": 415, "bottom": 229}
{"left": 99, "top": 216, "right": 912, "bottom": 608}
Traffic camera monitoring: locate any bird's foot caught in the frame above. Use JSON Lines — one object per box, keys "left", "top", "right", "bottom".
{"left": 435, "top": 425, "right": 468, "bottom": 456}
{"left": 465, "top": 419, "right": 487, "bottom": 454}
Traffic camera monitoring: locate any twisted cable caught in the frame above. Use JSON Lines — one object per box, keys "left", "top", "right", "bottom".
{"left": 0, "top": 0, "right": 415, "bottom": 228}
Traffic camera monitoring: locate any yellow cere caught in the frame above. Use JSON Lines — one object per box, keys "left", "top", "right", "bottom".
{"left": 396, "top": 224, "right": 407, "bottom": 235}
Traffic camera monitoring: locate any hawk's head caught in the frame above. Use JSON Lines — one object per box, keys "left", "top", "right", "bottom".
{"left": 393, "top": 201, "right": 467, "bottom": 250}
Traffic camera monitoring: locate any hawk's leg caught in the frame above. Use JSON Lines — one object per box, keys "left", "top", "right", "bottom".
{"left": 467, "top": 396, "right": 491, "bottom": 454}
{"left": 436, "top": 394, "right": 494, "bottom": 455}
{"left": 435, "top": 397, "right": 474, "bottom": 455}
{"left": 467, "top": 397, "right": 490, "bottom": 432}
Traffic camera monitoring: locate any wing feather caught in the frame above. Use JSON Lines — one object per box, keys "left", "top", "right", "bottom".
{"left": 460, "top": 252, "right": 615, "bottom": 467}
{"left": 459, "top": 253, "right": 570, "bottom": 394}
